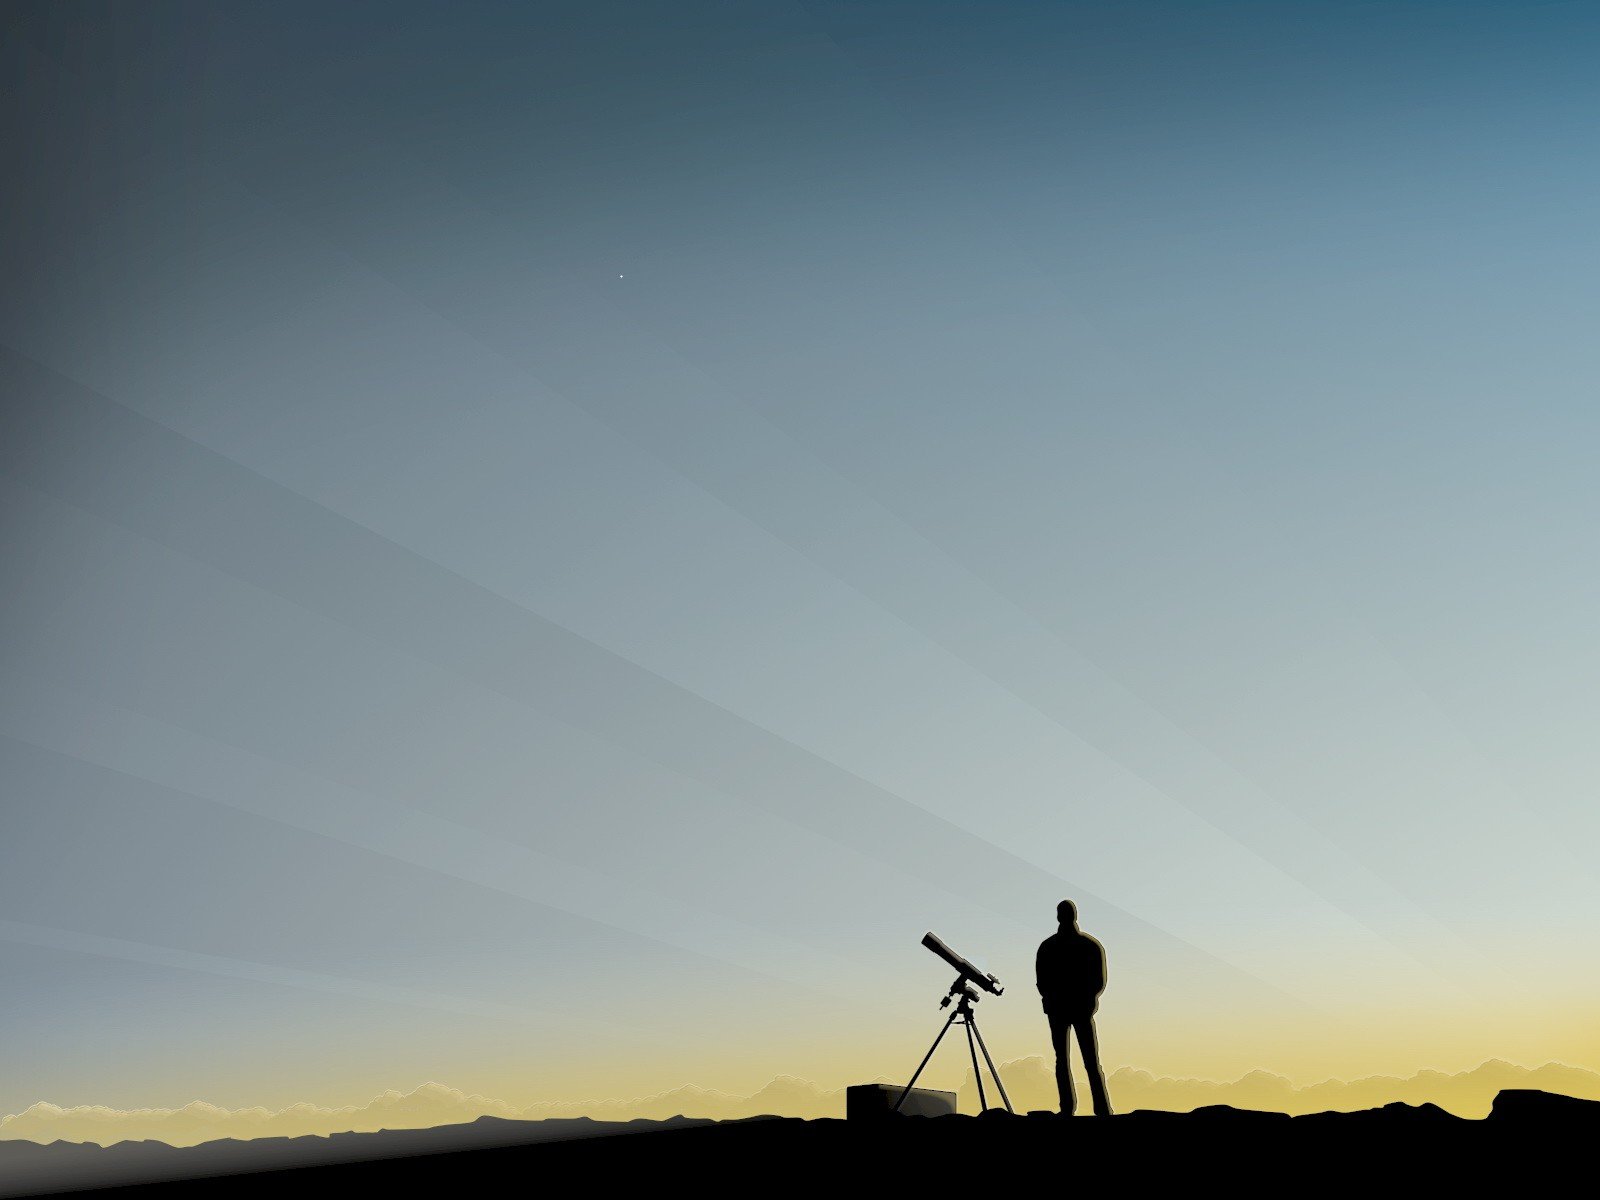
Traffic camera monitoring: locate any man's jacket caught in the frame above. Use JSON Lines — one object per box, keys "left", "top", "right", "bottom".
{"left": 1035, "top": 928, "right": 1106, "bottom": 1015}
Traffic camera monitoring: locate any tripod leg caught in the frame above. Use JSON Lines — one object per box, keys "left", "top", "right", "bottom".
{"left": 968, "top": 1017, "right": 1015, "bottom": 1114}
{"left": 965, "top": 1018, "right": 989, "bottom": 1113}
{"left": 894, "top": 1009, "right": 960, "bottom": 1113}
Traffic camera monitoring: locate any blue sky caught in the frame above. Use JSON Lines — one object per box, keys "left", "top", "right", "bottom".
{"left": 4, "top": 1, "right": 1600, "bottom": 1112}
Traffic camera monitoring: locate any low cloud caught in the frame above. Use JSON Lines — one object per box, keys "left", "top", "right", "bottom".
{"left": 0, "top": 1083, "right": 521, "bottom": 1147}
{"left": 5, "top": 1060, "right": 1597, "bottom": 1145}
{"left": 0, "top": 1078, "right": 852, "bottom": 1146}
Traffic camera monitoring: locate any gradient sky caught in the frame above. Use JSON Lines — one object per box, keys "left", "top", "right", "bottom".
{"left": 4, "top": 0, "right": 1600, "bottom": 1116}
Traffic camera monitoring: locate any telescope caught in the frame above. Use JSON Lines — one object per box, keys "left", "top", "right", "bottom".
{"left": 921, "top": 931, "right": 1002, "bottom": 998}
{"left": 895, "top": 932, "right": 1013, "bottom": 1114}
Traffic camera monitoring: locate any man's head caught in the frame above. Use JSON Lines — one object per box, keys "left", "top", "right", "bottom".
{"left": 1056, "top": 899, "right": 1078, "bottom": 926}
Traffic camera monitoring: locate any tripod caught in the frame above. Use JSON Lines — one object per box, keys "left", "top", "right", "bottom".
{"left": 894, "top": 980, "right": 1014, "bottom": 1114}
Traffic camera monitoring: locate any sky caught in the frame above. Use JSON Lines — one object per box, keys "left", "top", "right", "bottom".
{"left": 3, "top": 0, "right": 1600, "bottom": 1119}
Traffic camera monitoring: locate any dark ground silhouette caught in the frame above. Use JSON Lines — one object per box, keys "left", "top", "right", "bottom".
{"left": 3, "top": 1089, "right": 1595, "bottom": 1197}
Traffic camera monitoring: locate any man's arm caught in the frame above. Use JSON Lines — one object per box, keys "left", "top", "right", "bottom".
{"left": 1035, "top": 941, "right": 1049, "bottom": 1011}
{"left": 1090, "top": 937, "right": 1107, "bottom": 1001}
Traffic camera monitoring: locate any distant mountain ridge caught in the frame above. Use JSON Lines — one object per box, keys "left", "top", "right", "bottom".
{"left": 0, "top": 1077, "right": 862, "bottom": 1146}
{"left": 6, "top": 1060, "right": 1597, "bottom": 1146}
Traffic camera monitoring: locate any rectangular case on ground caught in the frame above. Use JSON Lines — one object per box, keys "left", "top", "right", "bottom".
{"left": 846, "top": 1083, "right": 957, "bottom": 1119}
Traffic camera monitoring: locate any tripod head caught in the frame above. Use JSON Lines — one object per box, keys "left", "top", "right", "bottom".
{"left": 939, "top": 979, "right": 982, "bottom": 1010}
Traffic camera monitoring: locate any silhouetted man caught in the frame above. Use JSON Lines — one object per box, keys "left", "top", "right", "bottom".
{"left": 1036, "top": 899, "right": 1112, "bottom": 1116}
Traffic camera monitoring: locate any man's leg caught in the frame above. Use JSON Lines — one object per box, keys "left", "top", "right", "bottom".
{"left": 1074, "top": 1016, "right": 1113, "bottom": 1116}
{"left": 1047, "top": 1010, "right": 1075, "bottom": 1115}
